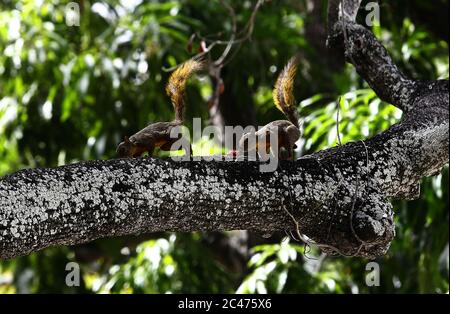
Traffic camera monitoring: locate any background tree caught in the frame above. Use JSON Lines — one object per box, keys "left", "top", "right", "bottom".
{"left": 0, "top": 0, "right": 448, "bottom": 293}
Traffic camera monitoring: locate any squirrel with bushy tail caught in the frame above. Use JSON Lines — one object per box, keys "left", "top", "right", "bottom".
{"left": 238, "top": 56, "right": 301, "bottom": 160}
{"left": 117, "top": 59, "right": 204, "bottom": 158}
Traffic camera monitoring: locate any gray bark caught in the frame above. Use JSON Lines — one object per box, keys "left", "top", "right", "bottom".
{"left": 0, "top": 1, "right": 448, "bottom": 260}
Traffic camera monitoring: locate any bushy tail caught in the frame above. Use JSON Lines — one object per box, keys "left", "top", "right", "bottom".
{"left": 166, "top": 59, "right": 204, "bottom": 122}
{"left": 273, "top": 56, "right": 300, "bottom": 128}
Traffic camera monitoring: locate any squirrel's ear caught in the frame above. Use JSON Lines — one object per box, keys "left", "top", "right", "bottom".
{"left": 124, "top": 136, "right": 130, "bottom": 143}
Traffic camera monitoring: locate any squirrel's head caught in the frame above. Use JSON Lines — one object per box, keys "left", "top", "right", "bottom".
{"left": 116, "top": 136, "right": 133, "bottom": 158}
{"left": 286, "top": 125, "right": 301, "bottom": 146}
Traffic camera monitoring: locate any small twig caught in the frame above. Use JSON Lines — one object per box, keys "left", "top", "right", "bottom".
{"left": 214, "top": 0, "right": 237, "bottom": 66}
{"left": 164, "top": 0, "right": 266, "bottom": 133}
{"left": 340, "top": 0, "right": 357, "bottom": 66}
{"left": 219, "top": 0, "right": 237, "bottom": 33}
{"left": 162, "top": 42, "right": 218, "bottom": 72}
{"left": 336, "top": 96, "right": 343, "bottom": 146}
{"left": 303, "top": 243, "right": 317, "bottom": 260}
{"left": 237, "top": 0, "right": 264, "bottom": 42}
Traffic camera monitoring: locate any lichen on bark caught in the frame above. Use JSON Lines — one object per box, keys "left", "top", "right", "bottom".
{"left": 0, "top": 0, "right": 448, "bottom": 260}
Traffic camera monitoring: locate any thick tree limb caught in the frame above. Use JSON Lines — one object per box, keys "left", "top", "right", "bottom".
{"left": 327, "top": 0, "right": 361, "bottom": 33}
{"left": 328, "top": 22, "right": 417, "bottom": 111}
{"left": 0, "top": 1, "right": 448, "bottom": 260}
{"left": 0, "top": 85, "right": 447, "bottom": 260}
{"left": 0, "top": 152, "right": 397, "bottom": 260}
{"left": 327, "top": 0, "right": 417, "bottom": 111}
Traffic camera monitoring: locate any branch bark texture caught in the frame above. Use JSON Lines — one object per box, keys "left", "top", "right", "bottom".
{"left": 0, "top": 1, "right": 448, "bottom": 260}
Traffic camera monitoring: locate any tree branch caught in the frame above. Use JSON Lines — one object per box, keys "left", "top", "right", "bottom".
{"left": 327, "top": 0, "right": 419, "bottom": 111}
{"left": 0, "top": 0, "right": 448, "bottom": 260}
{"left": 1, "top": 86, "right": 448, "bottom": 260}
{"left": 327, "top": 0, "right": 362, "bottom": 33}
{"left": 328, "top": 22, "right": 417, "bottom": 111}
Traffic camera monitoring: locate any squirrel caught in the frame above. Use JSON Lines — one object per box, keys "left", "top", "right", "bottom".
{"left": 116, "top": 59, "right": 204, "bottom": 158}
{"left": 238, "top": 56, "right": 301, "bottom": 161}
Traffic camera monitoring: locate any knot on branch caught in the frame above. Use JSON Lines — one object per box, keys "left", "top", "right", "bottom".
{"left": 294, "top": 183, "right": 395, "bottom": 259}
{"left": 327, "top": 191, "right": 394, "bottom": 259}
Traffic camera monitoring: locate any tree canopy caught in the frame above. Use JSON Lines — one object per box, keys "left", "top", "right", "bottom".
{"left": 0, "top": 0, "right": 448, "bottom": 293}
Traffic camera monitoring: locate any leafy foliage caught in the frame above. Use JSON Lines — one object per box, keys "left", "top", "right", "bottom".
{"left": 0, "top": 0, "right": 448, "bottom": 294}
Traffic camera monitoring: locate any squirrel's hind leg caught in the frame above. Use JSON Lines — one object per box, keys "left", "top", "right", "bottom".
{"left": 278, "top": 145, "right": 294, "bottom": 161}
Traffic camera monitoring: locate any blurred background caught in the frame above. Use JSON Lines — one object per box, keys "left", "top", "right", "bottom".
{"left": 0, "top": 0, "right": 448, "bottom": 293}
